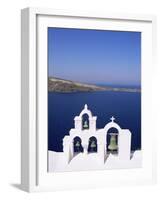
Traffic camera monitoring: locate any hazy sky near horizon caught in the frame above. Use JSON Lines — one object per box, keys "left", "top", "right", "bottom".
{"left": 48, "top": 27, "right": 141, "bottom": 86}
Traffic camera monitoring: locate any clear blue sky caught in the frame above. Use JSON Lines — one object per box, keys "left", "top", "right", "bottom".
{"left": 48, "top": 28, "right": 141, "bottom": 86}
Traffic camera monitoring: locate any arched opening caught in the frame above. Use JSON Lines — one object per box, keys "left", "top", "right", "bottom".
{"left": 106, "top": 127, "right": 119, "bottom": 154}
{"left": 73, "top": 136, "right": 83, "bottom": 153}
{"left": 82, "top": 114, "right": 89, "bottom": 130}
{"left": 88, "top": 136, "right": 97, "bottom": 153}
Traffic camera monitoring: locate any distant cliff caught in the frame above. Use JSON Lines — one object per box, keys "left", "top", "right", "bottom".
{"left": 48, "top": 77, "right": 141, "bottom": 93}
{"left": 48, "top": 77, "right": 108, "bottom": 92}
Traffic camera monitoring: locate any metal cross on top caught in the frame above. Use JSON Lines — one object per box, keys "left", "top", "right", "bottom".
{"left": 110, "top": 116, "right": 115, "bottom": 122}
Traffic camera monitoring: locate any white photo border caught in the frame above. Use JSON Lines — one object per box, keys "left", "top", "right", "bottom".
{"left": 21, "top": 8, "right": 156, "bottom": 192}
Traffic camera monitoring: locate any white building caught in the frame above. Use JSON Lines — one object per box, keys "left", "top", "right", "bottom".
{"left": 48, "top": 104, "right": 142, "bottom": 172}
{"left": 62, "top": 104, "right": 132, "bottom": 164}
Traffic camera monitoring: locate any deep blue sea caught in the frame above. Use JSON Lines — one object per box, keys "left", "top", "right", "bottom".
{"left": 48, "top": 91, "right": 141, "bottom": 152}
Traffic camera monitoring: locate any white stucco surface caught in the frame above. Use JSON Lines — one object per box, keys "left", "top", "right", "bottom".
{"left": 48, "top": 150, "right": 142, "bottom": 172}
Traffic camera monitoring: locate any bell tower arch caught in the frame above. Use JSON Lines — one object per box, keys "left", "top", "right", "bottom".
{"left": 74, "top": 104, "right": 97, "bottom": 131}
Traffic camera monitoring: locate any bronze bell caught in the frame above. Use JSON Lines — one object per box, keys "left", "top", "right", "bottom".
{"left": 108, "top": 135, "right": 118, "bottom": 151}
{"left": 90, "top": 140, "right": 96, "bottom": 148}
{"left": 83, "top": 120, "right": 89, "bottom": 129}
{"left": 75, "top": 141, "right": 80, "bottom": 147}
